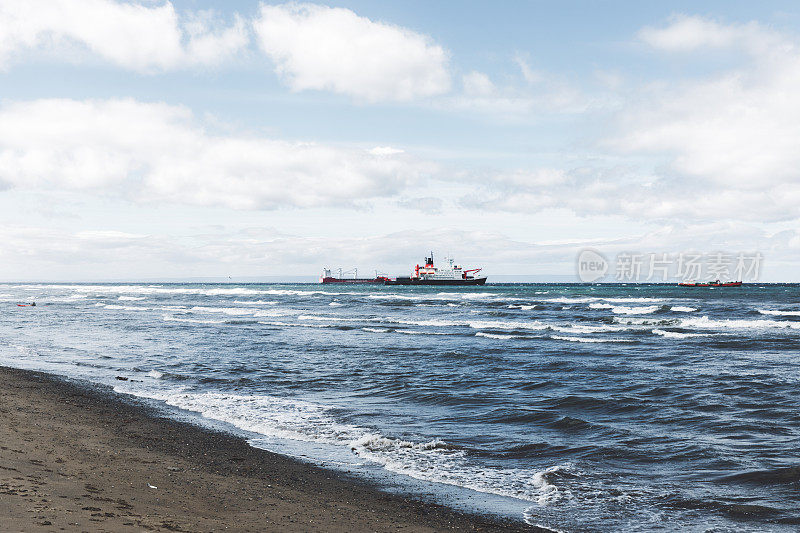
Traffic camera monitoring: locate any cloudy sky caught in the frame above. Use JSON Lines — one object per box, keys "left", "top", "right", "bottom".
{"left": 1, "top": 0, "right": 799, "bottom": 281}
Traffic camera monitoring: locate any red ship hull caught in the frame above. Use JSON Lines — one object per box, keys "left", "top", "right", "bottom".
{"left": 320, "top": 277, "right": 388, "bottom": 284}
{"left": 678, "top": 281, "right": 742, "bottom": 287}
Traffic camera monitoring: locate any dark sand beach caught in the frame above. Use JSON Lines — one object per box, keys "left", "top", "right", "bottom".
{"left": 0, "top": 366, "right": 540, "bottom": 532}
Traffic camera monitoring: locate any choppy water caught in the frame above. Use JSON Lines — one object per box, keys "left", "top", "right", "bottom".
{"left": 1, "top": 282, "right": 799, "bottom": 531}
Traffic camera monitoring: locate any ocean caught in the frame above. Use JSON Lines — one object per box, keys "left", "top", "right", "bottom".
{"left": 1, "top": 282, "right": 798, "bottom": 531}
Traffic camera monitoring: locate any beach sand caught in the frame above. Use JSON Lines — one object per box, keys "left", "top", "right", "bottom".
{"left": 0, "top": 367, "right": 541, "bottom": 532}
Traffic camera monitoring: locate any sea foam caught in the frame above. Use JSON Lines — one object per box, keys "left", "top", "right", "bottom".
{"left": 115, "top": 387, "right": 559, "bottom": 504}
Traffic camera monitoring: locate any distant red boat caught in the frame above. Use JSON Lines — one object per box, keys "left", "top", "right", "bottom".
{"left": 678, "top": 280, "right": 742, "bottom": 287}
{"left": 320, "top": 268, "right": 388, "bottom": 284}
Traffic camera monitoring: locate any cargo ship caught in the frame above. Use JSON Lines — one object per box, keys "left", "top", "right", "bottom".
{"left": 678, "top": 280, "right": 742, "bottom": 287}
{"left": 385, "top": 253, "right": 487, "bottom": 286}
{"left": 320, "top": 268, "right": 388, "bottom": 284}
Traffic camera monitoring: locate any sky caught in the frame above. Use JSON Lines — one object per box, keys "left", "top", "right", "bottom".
{"left": 1, "top": 0, "right": 799, "bottom": 281}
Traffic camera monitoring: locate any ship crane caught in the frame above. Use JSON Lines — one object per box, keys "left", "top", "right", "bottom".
{"left": 320, "top": 266, "right": 388, "bottom": 284}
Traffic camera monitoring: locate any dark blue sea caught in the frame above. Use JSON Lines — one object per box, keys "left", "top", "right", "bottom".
{"left": 1, "top": 283, "right": 799, "bottom": 531}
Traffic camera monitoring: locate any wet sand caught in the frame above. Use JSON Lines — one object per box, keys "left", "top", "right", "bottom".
{"left": 0, "top": 366, "right": 542, "bottom": 532}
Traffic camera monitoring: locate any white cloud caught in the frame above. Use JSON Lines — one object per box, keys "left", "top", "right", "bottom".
{"left": 580, "top": 15, "right": 800, "bottom": 222}
{"left": 1, "top": 222, "right": 796, "bottom": 281}
{"left": 444, "top": 62, "right": 596, "bottom": 117}
{"left": 638, "top": 15, "right": 780, "bottom": 55}
{"left": 0, "top": 98, "right": 434, "bottom": 209}
{"left": 0, "top": 0, "right": 248, "bottom": 71}
{"left": 515, "top": 55, "right": 544, "bottom": 85}
{"left": 369, "top": 146, "right": 405, "bottom": 156}
{"left": 461, "top": 161, "right": 800, "bottom": 223}
{"left": 462, "top": 71, "right": 496, "bottom": 96}
{"left": 253, "top": 3, "right": 451, "bottom": 102}
{"left": 442, "top": 16, "right": 800, "bottom": 222}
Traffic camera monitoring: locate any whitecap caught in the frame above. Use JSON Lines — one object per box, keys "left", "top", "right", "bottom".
{"left": 679, "top": 316, "right": 800, "bottom": 331}
{"left": 601, "top": 297, "right": 665, "bottom": 303}
{"left": 393, "top": 318, "right": 464, "bottom": 327}
{"left": 475, "top": 332, "right": 526, "bottom": 340}
{"left": 530, "top": 464, "right": 574, "bottom": 506}
{"left": 190, "top": 306, "right": 254, "bottom": 316}
{"left": 162, "top": 314, "right": 225, "bottom": 324}
{"left": 253, "top": 310, "right": 289, "bottom": 318}
{"left": 550, "top": 324, "right": 621, "bottom": 334}
{"left": 614, "top": 316, "right": 678, "bottom": 326}
{"left": 396, "top": 329, "right": 453, "bottom": 336}
{"left": 652, "top": 329, "right": 709, "bottom": 339}
{"left": 551, "top": 335, "right": 626, "bottom": 343}
{"left": 298, "top": 314, "right": 363, "bottom": 322}
{"left": 544, "top": 297, "right": 597, "bottom": 304}
{"left": 104, "top": 304, "right": 148, "bottom": 311}
{"left": 757, "top": 309, "right": 800, "bottom": 317}
{"left": 469, "top": 320, "right": 548, "bottom": 331}
{"left": 610, "top": 305, "right": 659, "bottom": 315}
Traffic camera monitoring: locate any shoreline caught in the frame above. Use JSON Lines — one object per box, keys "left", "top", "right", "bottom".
{"left": 0, "top": 366, "right": 543, "bottom": 532}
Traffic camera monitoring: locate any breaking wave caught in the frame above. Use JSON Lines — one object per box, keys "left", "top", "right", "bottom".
{"left": 757, "top": 309, "right": 800, "bottom": 317}
{"left": 679, "top": 316, "right": 800, "bottom": 331}
{"left": 551, "top": 335, "right": 628, "bottom": 343}
{"left": 475, "top": 332, "right": 528, "bottom": 340}
{"left": 652, "top": 329, "right": 709, "bottom": 339}
{"left": 115, "top": 387, "right": 561, "bottom": 504}
{"left": 610, "top": 305, "right": 660, "bottom": 315}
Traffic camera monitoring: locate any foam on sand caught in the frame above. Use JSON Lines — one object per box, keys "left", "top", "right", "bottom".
{"left": 114, "top": 386, "right": 560, "bottom": 504}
